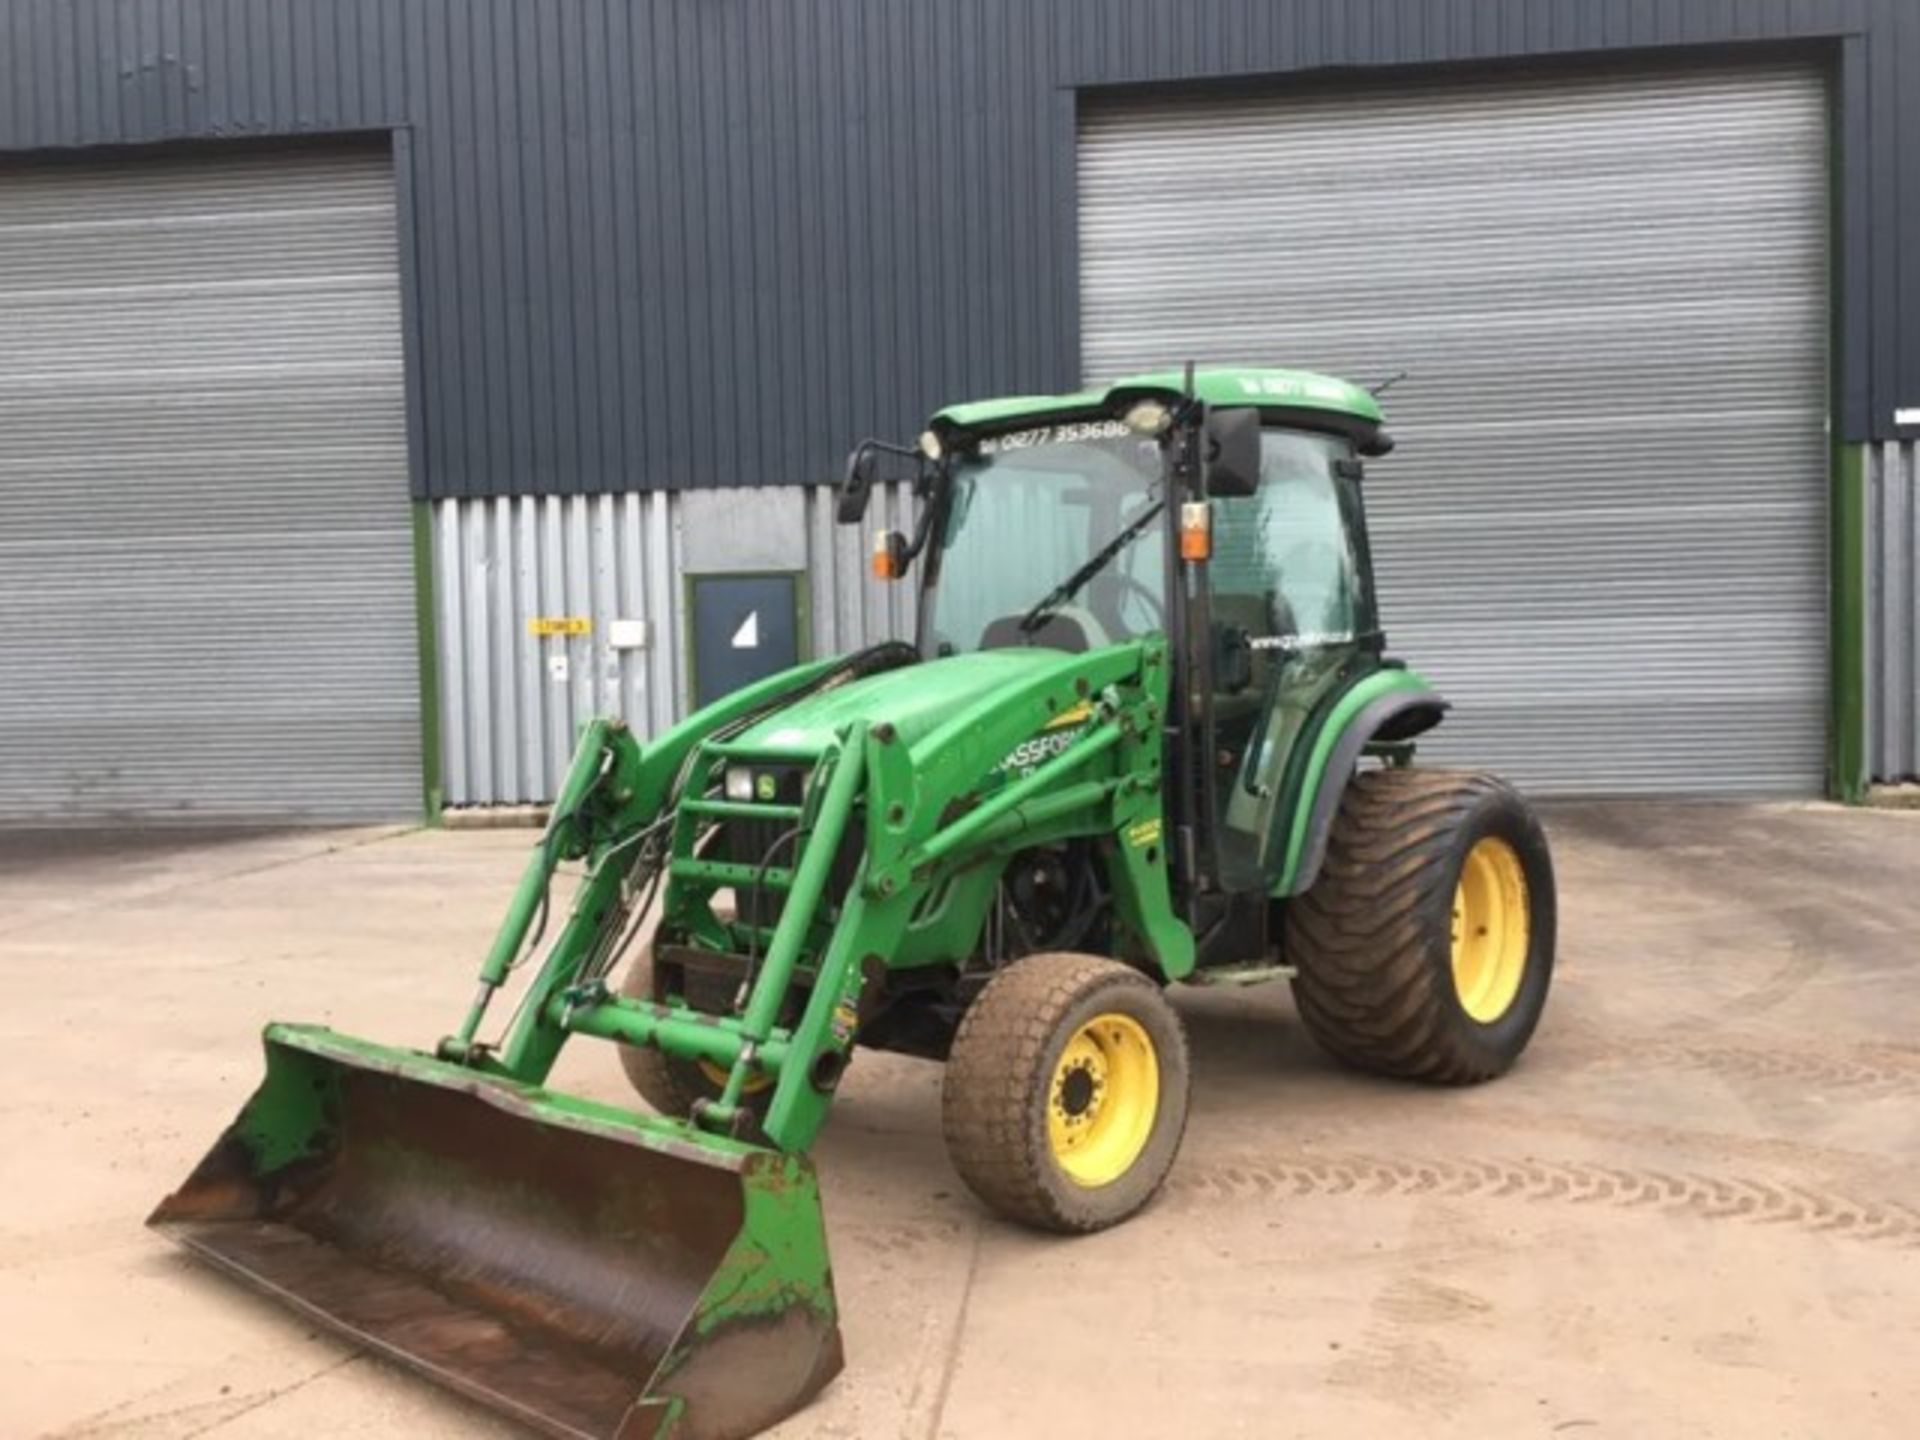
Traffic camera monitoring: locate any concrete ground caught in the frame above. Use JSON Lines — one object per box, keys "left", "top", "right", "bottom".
{"left": 3, "top": 802, "right": 1918, "bottom": 1439}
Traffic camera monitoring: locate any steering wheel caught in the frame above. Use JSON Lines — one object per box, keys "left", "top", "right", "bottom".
{"left": 1098, "top": 571, "right": 1167, "bottom": 636}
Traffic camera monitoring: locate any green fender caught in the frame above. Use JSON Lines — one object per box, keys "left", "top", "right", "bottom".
{"left": 1273, "top": 668, "right": 1448, "bottom": 897}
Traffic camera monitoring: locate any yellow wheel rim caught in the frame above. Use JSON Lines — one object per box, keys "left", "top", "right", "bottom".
{"left": 698, "top": 1059, "right": 773, "bottom": 1095}
{"left": 1047, "top": 1012, "right": 1159, "bottom": 1188}
{"left": 1450, "top": 835, "right": 1531, "bottom": 1023}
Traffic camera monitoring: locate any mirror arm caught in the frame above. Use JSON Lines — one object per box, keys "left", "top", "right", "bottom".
{"left": 854, "top": 437, "right": 923, "bottom": 465}
{"left": 899, "top": 461, "right": 948, "bottom": 562}
{"left": 837, "top": 437, "right": 927, "bottom": 526}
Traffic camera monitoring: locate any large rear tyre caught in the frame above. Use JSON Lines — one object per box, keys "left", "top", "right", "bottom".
{"left": 615, "top": 948, "right": 773, "bottom": 1120}
{"left": 1286, "top": 768, "right": 1555, "bottom": 1084}
{"left": 942, "top": 952, "right": 1191, "bottom": 1233}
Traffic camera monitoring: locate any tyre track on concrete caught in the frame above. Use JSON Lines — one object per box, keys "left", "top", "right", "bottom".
{"left": 1167, "top": 1152, "right": 1920, "bottom": 1248}
{"left": 1486, "top": 1104, "right": 1916, "bottom": 1183}
{"left": 1548, "top": 1027, "right": 1920, "bottom": 1097}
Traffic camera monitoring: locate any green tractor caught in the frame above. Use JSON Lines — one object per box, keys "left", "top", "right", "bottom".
{"left": 151, "top": 367, "right": 1554, "bottom": 1438}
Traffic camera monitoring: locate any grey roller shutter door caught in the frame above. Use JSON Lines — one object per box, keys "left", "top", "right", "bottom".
{"left": 0, "top": 147, "right": 420, "bottom": 823}
{"left": 1080, "top": 65, "right": 1828, "bottom": 796}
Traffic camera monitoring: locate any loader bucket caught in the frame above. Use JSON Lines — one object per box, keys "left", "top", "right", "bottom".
{"left": 148, "top": 1024, "right": 842, "bottom": 1440}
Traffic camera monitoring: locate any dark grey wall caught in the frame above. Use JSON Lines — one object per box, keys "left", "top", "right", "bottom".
{"left": 2, "top": 0, "right": 1915, "bottom": 497}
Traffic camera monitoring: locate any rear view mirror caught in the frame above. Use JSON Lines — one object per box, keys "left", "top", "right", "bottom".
{"left": 839, "top": 437, "right": 934, "bottom": 523}
{"left": 837, "top": 445, "right": 878, "bottom": 524}
{"left": 1203, "top": 407, "right": 1262, "bottom": 497}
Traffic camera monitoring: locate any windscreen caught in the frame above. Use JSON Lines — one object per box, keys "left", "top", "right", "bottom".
{"left": 923, "top": 420, "right": 1167, "bottom": 656}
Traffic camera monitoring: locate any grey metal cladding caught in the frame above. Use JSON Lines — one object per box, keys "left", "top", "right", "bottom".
{"left": 430, "top": 482, "right": 918, "bottom": 807}
{"left": 0, "top": 0, "right": 1915, "bottom": 502}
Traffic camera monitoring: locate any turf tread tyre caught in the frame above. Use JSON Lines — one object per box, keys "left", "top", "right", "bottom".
{"left": 942, "top": 952, "right": 1190, "bottom": 1233}
{"left": 1286, "top": 768, "right": 1555, "bottom": 1084}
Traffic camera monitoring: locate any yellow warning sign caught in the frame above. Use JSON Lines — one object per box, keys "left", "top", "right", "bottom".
{"left": 1042, "top": 700, "right": 1095, "bottom": 731}
{"left": 527, "top": 616, "right": 592, "bottom": 637}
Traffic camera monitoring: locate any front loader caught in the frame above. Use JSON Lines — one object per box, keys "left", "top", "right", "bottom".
{"left": 152, "top": 366, "right": 1556, "bottom": 1437}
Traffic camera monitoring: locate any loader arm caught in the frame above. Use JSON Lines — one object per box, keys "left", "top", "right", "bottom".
{"left": 497, "top": 636, "right": 1188, "bottom": 1157}
{"left": 443, "top": 653, "right": 853, "bottom": 1070}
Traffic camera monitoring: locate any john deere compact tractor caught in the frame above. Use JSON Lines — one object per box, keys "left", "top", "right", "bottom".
{"left": 152, "top": 367, "right": 1555, "bottom": 1438}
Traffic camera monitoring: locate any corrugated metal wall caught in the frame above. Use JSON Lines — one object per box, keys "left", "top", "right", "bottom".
{"left": 0, "top": 144, "right": 420, "bottom": 824}
{"left": 2, "top": 0, "right": 1917, "bottom": 806}
{"left": 1081, "top": 66, "right": 1830, "bottom": 797}
{"left": 1, "top": 0, "right": 1916, "bottom": 503}
{"left": 1870, "top": 441, "right": 1919, "bottom": 781}
{"left": 432, "top": 482, "right": 918, "bottom": 806}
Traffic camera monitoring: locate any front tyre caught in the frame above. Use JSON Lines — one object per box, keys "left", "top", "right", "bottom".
{"left": 1286, "top": 769, "right": 1555, "bottom": 1084}
{"left": 614, "top": 947, "right": 774, "bottom": 1120}
{"left": 942, "top": 952, "right": 1191, "bottom": 1233}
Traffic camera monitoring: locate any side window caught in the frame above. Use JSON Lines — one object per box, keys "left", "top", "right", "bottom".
{"left": 1265, "top": 465, "right": 1355, "bottom": 640}
{"left": 1210, "top": 430, "right": 1360, "bottom": 645}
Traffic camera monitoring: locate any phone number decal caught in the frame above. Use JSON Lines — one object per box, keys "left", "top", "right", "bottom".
{"left": 979, "top": 419, "right": 1130, "bottom": 455}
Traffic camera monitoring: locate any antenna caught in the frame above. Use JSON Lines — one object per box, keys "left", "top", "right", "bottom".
{"left": 1368, "top": 369, "right": 1409, "bottom": 397}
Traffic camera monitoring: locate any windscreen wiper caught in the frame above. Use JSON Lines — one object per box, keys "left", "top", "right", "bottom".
{"left": 1016, "top": 495, "right": 1166, "bottom": 636}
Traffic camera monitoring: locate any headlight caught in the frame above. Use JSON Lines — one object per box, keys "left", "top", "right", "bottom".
{"left": 918, "top": 429, "right": 943, "bottom": 460}
{"left": 724, "top": 766, "right": 790, "bottom": 802}
{"left": 1123, "top": 399, "right": 1171, "bottom": 435}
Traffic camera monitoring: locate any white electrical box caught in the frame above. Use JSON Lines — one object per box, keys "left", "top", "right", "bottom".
{"left": 608, "top": 618, "right": 650, "bottom": 650}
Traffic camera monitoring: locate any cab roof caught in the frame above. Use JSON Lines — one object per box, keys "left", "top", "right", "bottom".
{"left": 931, "top": 365, "right": 1384, "bottom": 436}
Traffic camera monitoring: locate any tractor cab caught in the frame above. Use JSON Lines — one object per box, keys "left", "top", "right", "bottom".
{"left": 843, "top": 365, "right": 1426, "bottom": 901}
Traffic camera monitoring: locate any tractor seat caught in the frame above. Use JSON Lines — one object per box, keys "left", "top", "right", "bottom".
{"left": 978, "top": 606, "right": 1108, "bottom": 653}
{"left": 1211, "top": 591, "right": 1280, "bottom": 727}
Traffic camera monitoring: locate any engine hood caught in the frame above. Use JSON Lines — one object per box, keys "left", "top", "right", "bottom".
{"left": 732, "top": 648, "right": 1092, "bottom": 754}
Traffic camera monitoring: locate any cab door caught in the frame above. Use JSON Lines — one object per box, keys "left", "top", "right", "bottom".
{"left": 1206, "top": 431, "right": 1377, "bottom": 892}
